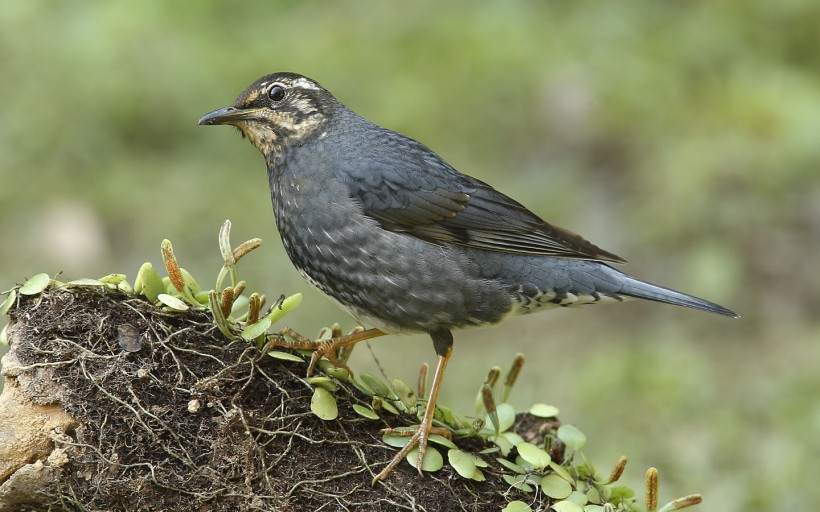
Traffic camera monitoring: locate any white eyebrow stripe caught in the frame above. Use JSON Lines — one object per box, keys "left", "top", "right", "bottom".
{"left": 290, "top": 77, "right": 321, "bottom": 91}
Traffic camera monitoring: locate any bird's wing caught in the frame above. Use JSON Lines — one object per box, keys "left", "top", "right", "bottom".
{"left": 341, "top": 132, "right": 626, "bottom": 263}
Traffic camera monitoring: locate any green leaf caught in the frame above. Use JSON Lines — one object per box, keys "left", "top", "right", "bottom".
{"left": 266, "top": 293, "right": 302, "bottom": 324}
{"left": 516, "top": 442, "right": 551, "bottom": 469}
{"left": 496, "top": 457, "right": 526, "bottom": 474}
{"left": 548, "top": 461, "right": 575, "bottom": 483}
{"left": 267, "top": 350, "right": 304, "bottom": 362}
{"left": 310, "top": 387, "right": 338, "bottom": 421}
{"left": 0, "top": 324, "right": 8, "bottom": 346}
{"left": 406, "top": 445, "right": 443, "bottom": 472}
{"left": 99, "top": 273, "right": 127, "bottom": 285}
{"left": 492, "top": 434, "right": 514, "bottom": 456}
{"left": 157, "top": 293, "right": 189, "bottom": 311}
{"left": 448, "top": 449, "right": 477, "bottom": 479}
{"left": 607, "top": 486, "right": 634, "bottom": 501}
{"left": 558, "top": 424, "right": 587, "bottom": 451}
{"left": 551, "top": 500, "right": 584, "bottom": 512}
{"left": 306, "top": 376, "right": 338, "bottom": 392}
{"left": 566, "top": 491, "right": 588, "bottom": 506}
{"left": 382, "top": 433, "right": 411, "bottom": 448}
{"left": 135, "top": 263, "right": 164, "bottom": 302}
{"left": 428, "top": 434, "right": 456, "bottom": 449}
{"left": 501, "top": 431, "right": 525, "bottom": 447}
{"left": 19, "top": 273, "right": 50, "bottom": 295}
{"left": 379, "top": 400, "right": 400, "bottom": 415}
{"left": 586, "top": 485, "right": 602, "bottom": 504}
{"left": 484, "top": 402, "right": 516, "bottom": 434}
{"left": 360, "top": 373, "right": 391, "bottom": 398}
{"left": 541, "top": 473, "right": 573, "bottom": 499}
{"left": 227, "top": 293, "right": 247, "bottom": 317}
{"left": 65, "top": 278, "right": 107, "bottom": 288}
{"left": 179, "top": 268, "right": 200, "bottom": 294}
{"left": 501, "top": 500, "right": 533, "bottom": 512}
{"left": 502, "top": 474, "right": 533, "bottom": 493}
{"left": 1, "top": 289, "right": 16, "bottom": 315}
{"left": 352, "top": 404, "right": 379, "bottom": 420}
{"left": 391, "top": 378, "right": 416, "bottom": 409}
{"left": 529, "top": 403, "right": 560, "bottom": 418}
{"left": 240, "top": 317, "right": 271, "bottom": 340}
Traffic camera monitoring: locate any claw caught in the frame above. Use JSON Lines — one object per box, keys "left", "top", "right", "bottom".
{"left": 372, "top": 346, "right": 452, "bottom": 484}
{"left": 261, "top": 326, "right": 386, "bottom": 377}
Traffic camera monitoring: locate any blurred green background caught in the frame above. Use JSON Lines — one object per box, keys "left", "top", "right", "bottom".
{"left": 1, "top": 1, "right": 818, "bottom": 510}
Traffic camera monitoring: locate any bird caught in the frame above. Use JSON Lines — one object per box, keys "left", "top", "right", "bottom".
{"left": 198, "top": 72, "right": 737, "bottom": 484}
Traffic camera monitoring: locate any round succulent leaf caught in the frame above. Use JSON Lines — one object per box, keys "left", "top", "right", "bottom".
{"left": 391, "top": 378, "right": 416, "bottom": 408}
{"left": 266, "top": 293, "right": 302, "bottom": 324}
{"left": 267, "top": 350, "right": 304, "bottom": 362}
{"left": 136, "top": 263, "right": 164, "bottom": 302}
{"left": 585, "top": 485, "right": 601, "bottom": 504}
{"left": 306, "top": 376, "right": 338, "bottom": 392}
{"left": 230, "top": 294, "right": 249, "bottom": 317}
{"left": 471, "top": 468, "right": 486, "bottom": 482}
{"left": 19, "top": 273, "right": 50, "bottom": 295}
{"left": 501, "top": 500, "right": 533, "bottom": 512}
{"left": 1, "top": 289, "right": 16, "bottom": 315}
{"left": 566, "top": 491, "right": 588, "bottom": 506}
{"left": 240, "top": 317, "right": 271, "bottom": 340}
{"left": 118, "top": 280, "right": 134, "bottom": 293}
{"left": 496, "top": 457, "right": 526, "bottom": 474}
{"left": 310, "top": 387, "right": 338, "bottom": 420}
{"left": 428, "top": 434, "right": 457, "bottom": 449}
{"left": 158, "top": 293, "right": 189, "bottom": 311}
{"left": 382, "top": 433, "right": 411, "bottom": 448}
{"left": 360, "top": 373, "right": 391, "bottom": 398}
{"left": 99, "top": 274, "right": 127, "bottom": 285}
{"left": 607, "top": 486, "right": 634, "bottom": 500}
{"left": 502, "top": 474, "right": 533, "bottom": 493}
{"left": 551, "top": 500, "right": 584, "bottom": 512}
{"left": 501, "top": 431, "right": 525, "bottom": 447}
{"left": 516, "top": 442, "right": 551, "bottom": 469}
{"left": 495, "top": 403, "right": 516, "bottom": 432}
{"left": 529, "top": 403, "right": 560, "bottom": 418}
{"left": 492, "top": 434, "right": 515, "bottom": 456}
{"left": 66, "top": 278, "right": 107, "bottom": 288}
{"left": 548, "top": 461, "right": 575, "bottom": 483}
{"left": 325, "top": 366, "right": 350, "bottom": 380}
{"left": 379, "top": 399, "right": 401, "bottom": 416}
{"left": 541, "top": 474, "right": 572, "bottom": 499}
{"left": 0, "top": 324, "right": 8, "bottom": 346}
{"left": 351, "top": 378, "right": 375, "bottom": 397}
{"left": 405, "top": 445, "right": 443, "bottom": 472}
{"left": 352, "top": 404, "right": 379, "bottom": 420}
{"left": 179, "top": 268, "right": 200, "bottom": 294}
{"left": 448, "top": 449, "right": 477, "bottom": 479}
{"left": 583, "top": 506, "right": 605, "bottom": 512}
{"left": 557, "top": 424, "right": 587, "bottom": 451}
{"left": 472, "top": 455, "right": 489, "bottom": 468}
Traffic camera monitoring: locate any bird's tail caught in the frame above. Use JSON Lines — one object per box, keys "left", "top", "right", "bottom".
{"left": 618, "top": 275, "right": 739, "bottom": 318}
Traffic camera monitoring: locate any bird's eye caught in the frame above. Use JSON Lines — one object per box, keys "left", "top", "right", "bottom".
{"left": 267, "top": 85, "right": 286, "bottom": 102}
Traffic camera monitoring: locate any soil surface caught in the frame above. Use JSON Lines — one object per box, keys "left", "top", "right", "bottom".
{"left": 2, "top": 287, "right": 552, "bottom": 511}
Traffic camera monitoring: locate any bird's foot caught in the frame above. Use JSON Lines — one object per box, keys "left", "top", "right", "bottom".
{"left": 262, "top": 326, "right": 386, "bottom": 377}
{"left": 372, "top": 422, "right": 452, "bottom": 484}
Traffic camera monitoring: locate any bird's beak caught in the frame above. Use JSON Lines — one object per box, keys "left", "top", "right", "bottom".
{"left": 198, "top": 106, "right": 262, "bottom": 126}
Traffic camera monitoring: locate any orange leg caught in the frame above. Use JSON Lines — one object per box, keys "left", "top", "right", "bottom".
{"left": 372, "top": 344, "right": 453, "bottom": 484}
{"left": 262, "top": 327, "right": 386, "bottom": 376}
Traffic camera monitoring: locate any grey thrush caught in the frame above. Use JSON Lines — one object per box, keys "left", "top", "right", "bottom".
{"left": 199, "top": 72, "right": 737, "bottom": 483}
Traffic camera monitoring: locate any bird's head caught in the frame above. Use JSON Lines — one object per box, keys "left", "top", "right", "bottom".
{"left": 198, "top": 72, "right": 334, "bottom": 157}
